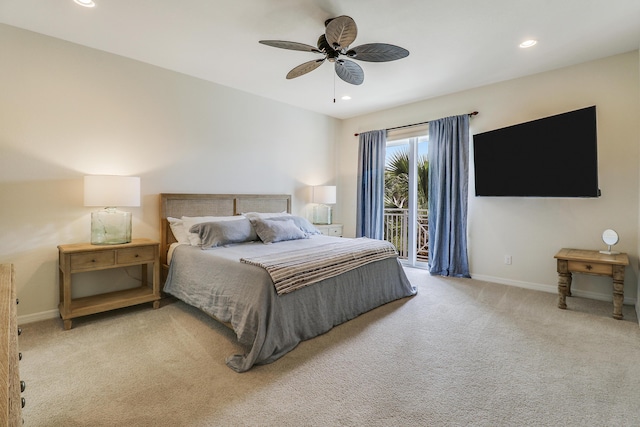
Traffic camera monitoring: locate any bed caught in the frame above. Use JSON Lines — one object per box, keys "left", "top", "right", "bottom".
{"left": 160, "top": 193, "right": 417, "bottom": 372}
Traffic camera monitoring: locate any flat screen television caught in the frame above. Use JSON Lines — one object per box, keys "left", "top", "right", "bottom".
{"left": 473, "top": 106, "right": 599, "bottom": 197}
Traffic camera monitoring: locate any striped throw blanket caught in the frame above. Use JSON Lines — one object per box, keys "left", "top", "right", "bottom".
{"left": 240, "top": 238, "right": 398, "bottom": 295}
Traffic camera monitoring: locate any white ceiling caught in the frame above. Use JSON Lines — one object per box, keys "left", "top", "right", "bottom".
{"left": 1, "top": 0, "right": 639, "bottom": 119}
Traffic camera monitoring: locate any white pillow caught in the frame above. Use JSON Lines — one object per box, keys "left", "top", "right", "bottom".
{"left": 167, "top": 217, "right": 189, "bottom": 244}
{"left": 181, "top": 215, "right": 244, "bottom": 246}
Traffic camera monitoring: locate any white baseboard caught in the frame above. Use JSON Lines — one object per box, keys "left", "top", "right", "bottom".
{"left": 18, "top": 309, "right": 59, "bottom": 325}
{"left": 470, "top": 274, "right": 638, "bottom": 306}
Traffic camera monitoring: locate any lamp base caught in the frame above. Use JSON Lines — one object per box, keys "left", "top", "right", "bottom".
{"left": 313, "top": 204, "right": 332, "bottom": 225}
{"left": 91, "top": 208, "right": 132, "bottom": 245}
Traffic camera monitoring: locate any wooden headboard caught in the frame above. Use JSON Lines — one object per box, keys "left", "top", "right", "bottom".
{"left": 159, "top": 193, "right": 291, "bottom": 277}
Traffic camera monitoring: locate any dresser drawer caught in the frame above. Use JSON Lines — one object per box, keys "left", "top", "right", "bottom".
{"left": 567, "top": 261, "right": 612, "bottom": 275}
{"left": 117, "top": 246, "right": 156, "bottom": 264}
{"left": 70, "top": 251, "right": 115, "bottom": 270}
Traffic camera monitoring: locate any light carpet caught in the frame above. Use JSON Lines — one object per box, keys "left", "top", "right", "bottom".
{"left": 18, "top": 268, "right": 640, "bottom": 426}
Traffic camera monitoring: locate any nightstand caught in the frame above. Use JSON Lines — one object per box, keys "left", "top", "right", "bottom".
{"left": 315, "top": 224, "right": 343, "bottom": 237}
{"left": 58, "top": 238, "right": 161, "bottom": 330}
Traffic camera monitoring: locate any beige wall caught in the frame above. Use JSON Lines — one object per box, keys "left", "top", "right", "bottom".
{"left": 0, "top": 24, "right": 339, "bottom": 321}
{"left": 339, "top": 51, "right": 640, "bottom": 304}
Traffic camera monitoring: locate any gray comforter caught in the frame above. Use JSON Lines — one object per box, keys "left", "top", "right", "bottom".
{"left": 163, "top": 235, "right": 417, "bottom": 372}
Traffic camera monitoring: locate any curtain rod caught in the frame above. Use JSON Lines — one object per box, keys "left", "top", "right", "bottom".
{"left": 353, "top": 111, "right": 478, "bottom": 137}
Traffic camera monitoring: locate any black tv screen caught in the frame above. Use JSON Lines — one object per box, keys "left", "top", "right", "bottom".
{"left": 473, "top": 106, "right": 599, "bottom": 197}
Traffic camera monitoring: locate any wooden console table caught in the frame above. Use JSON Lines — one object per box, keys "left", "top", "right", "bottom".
{"left": 554, "top": 248, "right": 629, "bottom": 319}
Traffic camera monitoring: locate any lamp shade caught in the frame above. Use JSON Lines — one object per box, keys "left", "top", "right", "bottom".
{"left": 84, "top": 175, "right": 140, "bottom": 207}
{"left": 312, "top": 186, "right": 336, "bottom": 205}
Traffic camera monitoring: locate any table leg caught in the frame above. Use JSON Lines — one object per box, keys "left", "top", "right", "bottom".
{"left": 63, "top": 319, "right": 72, "bottom": 330}
{"left": 557, "top": 259, "right": 570, "bottom": 309}
{"left": 58, "top": 269, "right": 64, "bottom": 306}
{"left": 557, "top": 273, "right": 572, "bottom": 309}
{"left": 612, "top": 265, "right": 625, "bottom": 320}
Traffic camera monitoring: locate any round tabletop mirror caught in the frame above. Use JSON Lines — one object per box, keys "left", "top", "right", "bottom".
{"left": 600, "top": 229, "right": 620, "bottom": 254}
{"left": 602, "top": 229, "right": 619, "bottom": 246}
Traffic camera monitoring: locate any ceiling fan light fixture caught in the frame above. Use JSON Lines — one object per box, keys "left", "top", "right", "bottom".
{"left": 74, "top": 0, "right": 95, "bottom": 7}
{"left": 519, "top": 39, "right": 537, "bottom": 48}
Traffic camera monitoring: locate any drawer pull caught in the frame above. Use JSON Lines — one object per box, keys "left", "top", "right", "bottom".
{"left": 586, "top": 264, "right": 593, "bottom": 271}
{"left": 19, "top": 352, "right": 22, "bottom": 361}
{"left": 135, "top": 254, "right": 140, "bottom": 258}
{"left": 21, "top": 397, "right": 25, "bottom": 408}
{"left": 17, "top": 327, "right": 21, "bottom": 336}
{"left": 20, "top": 380, "right": 26, "bottom": 392}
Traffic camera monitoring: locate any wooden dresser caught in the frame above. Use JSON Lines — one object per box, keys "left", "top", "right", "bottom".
{"left": 1, "top": 264, "right": 22, "bottom": 426}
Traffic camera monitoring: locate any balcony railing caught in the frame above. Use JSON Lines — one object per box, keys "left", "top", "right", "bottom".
{"left": 383, "top": 208, "right": 429, "bottom": 262}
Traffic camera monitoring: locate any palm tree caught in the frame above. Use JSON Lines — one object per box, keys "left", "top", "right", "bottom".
{"left": 385, "top": 149, "right": 428, "bottom": 209}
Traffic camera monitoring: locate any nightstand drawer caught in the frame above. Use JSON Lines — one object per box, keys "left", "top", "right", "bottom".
{"left": 117, "top": 246, "right": 156, "bottom": 264}
{"left": 70, "top": 251, "right": 115, "bottom": 270}
{"left": 567, "top": 261, "right": 612, "bottom": 275}
{"left": 328, "top": 227, "right": 342, "bottom": 237}
{"left": 315, "top": 224, "right": 343, "bottom": 237}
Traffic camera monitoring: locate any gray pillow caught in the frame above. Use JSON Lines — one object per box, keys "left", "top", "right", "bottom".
{"left": 266, "top": 215, "right": 321, "bottom": 235}
{"left": 189, "top": 218, "right": 258, "bottom": 249}
{"left": 251, "top": 218, "right": 308, "bottom": 244}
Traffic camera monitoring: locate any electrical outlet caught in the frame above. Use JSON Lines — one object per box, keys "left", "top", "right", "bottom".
{"left": 504, "top": 255, "right": 512, "bottom": 265}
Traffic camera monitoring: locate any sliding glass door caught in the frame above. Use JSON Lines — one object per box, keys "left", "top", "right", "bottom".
{"left": 384, "top": 135, "right": 429, "bottom": 267}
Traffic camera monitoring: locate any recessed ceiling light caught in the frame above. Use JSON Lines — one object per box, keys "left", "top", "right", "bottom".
{"left": 519, "top": 39, "right": 537, "bottom": 48}
{"left": 341, "top": 95, "right": 352, "bottom": 101}
{"left": 74, "top": 0, "right": 95, "bottom": 7}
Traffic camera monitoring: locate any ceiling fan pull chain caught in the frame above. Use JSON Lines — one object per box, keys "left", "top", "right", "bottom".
{"left": 333, "top": 71, "right": 336, "bottom": 103}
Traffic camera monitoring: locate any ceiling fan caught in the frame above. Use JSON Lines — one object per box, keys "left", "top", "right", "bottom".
{"left": 259, "top": 15, "right": 409, "bottom": 86}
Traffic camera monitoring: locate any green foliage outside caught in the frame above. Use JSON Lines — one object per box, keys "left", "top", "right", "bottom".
{"left": 384, "top": 148, "right": 429, "bottom": 209}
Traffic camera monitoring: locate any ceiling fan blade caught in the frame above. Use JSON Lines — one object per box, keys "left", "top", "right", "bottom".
{"left": 335, "top": 59, "right": 364, "bottom": 85}
{"left": 286, "top": 59, "right": 326, "bottom": 79}
{"left": 346, "top": 43, "right": 410, "bottom": 62}
{"left": 325, "top": 15, "right": 358, "bottom": 50}
{"left": 259, "top": 40, "right": 321, "bottom": 53}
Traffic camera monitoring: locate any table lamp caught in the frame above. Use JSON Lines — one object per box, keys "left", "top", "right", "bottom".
{"left": 312, "top": 185, "right": 336, "bottom": 225}
{"left": 84, "top": 175, "right": 140, "bottom": 244}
